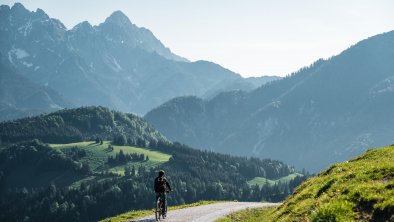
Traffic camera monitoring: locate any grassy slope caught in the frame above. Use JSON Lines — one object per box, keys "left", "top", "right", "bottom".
{"left": 248, "top": 173, "right": 303, "bottom": 187}
{"left": 51, "top": 141, "right": 171, "bottom": 171}
{"left": 217, "top": 145, "right": 394, "bottom": 222}
{"left": 50, "top": 141, "right": 171, "bottom": 186}
{"left": 101, "top": 201, "right": 223, "bottom": 222}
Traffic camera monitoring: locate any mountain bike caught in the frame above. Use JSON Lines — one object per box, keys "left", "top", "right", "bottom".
{"left": 155, "top": 192, "right": 168, "bottom": 221}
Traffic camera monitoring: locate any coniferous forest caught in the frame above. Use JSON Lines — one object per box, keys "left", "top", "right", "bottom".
{"left": 0, "top": 107, "right": 308, "bottom": 221}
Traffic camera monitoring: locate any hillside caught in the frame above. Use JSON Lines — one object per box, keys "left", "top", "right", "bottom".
{"left": 0, "top": 106, "right": 167, "bottom": 145}
{"left": 219, "top": 145, "right": 394, "bottom": 221}
{"left": 0, "top": 107, "right": 307, "bottom": 222}
{"left": 0, "top": 139, "right": 171, "bottom": 189}
{"left": 0, "top": 3, "right": 274, "bottom": 117}
{"left": 145, "top": 30, "right": 394, "bottom": 172}
{"left": 0, "top": 52, "right": 70, "bottom": 121}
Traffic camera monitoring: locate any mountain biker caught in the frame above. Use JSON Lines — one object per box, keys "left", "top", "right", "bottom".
{"left": 154, "top": 170, "right": 172, "bottom": 216}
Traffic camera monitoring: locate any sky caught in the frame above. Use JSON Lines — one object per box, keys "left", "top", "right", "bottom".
{"left": 2, "top": 0, "right": 394, "bottom": 77}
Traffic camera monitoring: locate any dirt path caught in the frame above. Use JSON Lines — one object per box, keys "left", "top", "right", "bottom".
{"left": 129, "top": 202, "right": 280, "bottom": 222}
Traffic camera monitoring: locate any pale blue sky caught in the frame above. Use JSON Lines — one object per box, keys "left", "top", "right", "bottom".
{"left": 2, "top": 0, "right": 394, "bottom": 77}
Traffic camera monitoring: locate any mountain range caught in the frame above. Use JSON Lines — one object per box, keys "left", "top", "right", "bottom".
{"left": 145, "top": 30, "right": 394, "bottom": 172}
{"left": 3, "top": 2, "right": 394, "bottom": 173}
{"left": 0, "top": 3, "right": 277, "bottom": 120}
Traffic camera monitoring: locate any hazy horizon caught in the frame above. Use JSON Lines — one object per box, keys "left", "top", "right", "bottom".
{"left": 2, "top": 0, "right": 394, "bottom": 77}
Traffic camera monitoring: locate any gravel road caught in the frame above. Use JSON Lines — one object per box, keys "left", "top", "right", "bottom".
{"left": 129, "top": 202, "right": 280, "bottom": 222}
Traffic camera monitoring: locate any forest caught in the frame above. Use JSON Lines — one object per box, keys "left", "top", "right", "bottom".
{"left": 0, "top": 107, "right": 309, "bottom": 221}
{"left": 0, "top": 106, "right": 167, "bottom": 146}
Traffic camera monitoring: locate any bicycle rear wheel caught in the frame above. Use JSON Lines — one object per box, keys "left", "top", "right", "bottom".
{"left": 163, "top": 204, "right": 167, "bottom": 219}
{"left": 155, "top": 200, "right": 161, "bottom": 221}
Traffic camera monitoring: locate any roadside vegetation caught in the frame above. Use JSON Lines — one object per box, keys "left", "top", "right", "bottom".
{"left": 217, "top": 145, "right": 394, "bottom": 221}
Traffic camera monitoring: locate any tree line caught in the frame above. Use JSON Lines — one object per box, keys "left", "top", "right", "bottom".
{"left": 107, "top": 150, "right": 147, "bottom": 165}
{"left": 0, "top": 107, "right": 310, "bottom": 221}
{"left": 0, "top": 140, "right": 308, "bottom": 222}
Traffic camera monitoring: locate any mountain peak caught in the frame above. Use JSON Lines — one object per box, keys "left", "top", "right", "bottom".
{"left": 0, "top": 4, "right": 11, "bottom": 12}
{"left": 10, "top": 2, "right": 29, "bottom": 16}
{"left": 72, "top": 21, "right": 94, "bottom": 32}
{"left": 35, "top": 8, "right": 49, "bottom": 19}
{"left": 104, "top": 10, "right": 133, "bottom": 27}
{"left": 11, "top": 2, "right": 26, "bottom": 11}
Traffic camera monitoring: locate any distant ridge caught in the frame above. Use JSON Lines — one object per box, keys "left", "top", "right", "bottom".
{"left": 145, "top": 30, "right": 394, "bottom": 172}
{"left": 0, "top": 106, "right": 167, "bottom": 144}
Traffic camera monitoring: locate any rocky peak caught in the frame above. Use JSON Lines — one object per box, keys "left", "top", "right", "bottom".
{"left": 10, "top": 2, "right": 30, "bottom": 17}
{"left": 11, "top": 2, "right": 26, "bottom": 11}
{"left": 72, "top": 21, "right": 94, "bottom": 33}
{"left": 103, "top": 10, "right": 134, "bottom": 28}
{"left": 0, "top": 4, "right": 10, "bottom": 13}
{"left": 34, "top": 8, "right": 49, "bottom": 20}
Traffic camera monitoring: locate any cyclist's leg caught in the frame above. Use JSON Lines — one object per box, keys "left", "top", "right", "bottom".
{"left": 155, "top": 193, "right": 160, "bottom": 221}
{"left": 155, "top": 193, "right": 160, "bottom": 204}
{"left": 162, "top": 193, "right": 167, "bottom": 214}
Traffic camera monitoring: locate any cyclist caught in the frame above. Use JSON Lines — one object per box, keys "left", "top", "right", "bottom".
{"left": 154, "top": 170, "right": 172, "bottom": 217}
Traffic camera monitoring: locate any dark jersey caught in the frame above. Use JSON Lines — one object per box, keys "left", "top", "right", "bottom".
{"left": 154, "top": 176, "right": 172, "bottom": 193}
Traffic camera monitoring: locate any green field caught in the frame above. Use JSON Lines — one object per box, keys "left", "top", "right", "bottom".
{"left": 51, "top": 141, "right": 171, "bottom": 171}
{"left": 50, "top": 141, "right": 171, "bottom": 186}
{"left": 247, "top": 173, "right": 303, "bottom": 187}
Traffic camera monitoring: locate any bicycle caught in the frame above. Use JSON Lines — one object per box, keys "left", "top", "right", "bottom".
{"left": 155, "top": 192, "right": 168, "bottom": 221}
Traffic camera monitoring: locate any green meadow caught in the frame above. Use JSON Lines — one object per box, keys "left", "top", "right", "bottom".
{"left": 50, "top": 141, "right": 171, "bottom": 186}
{"left": 247, "top": 173, "right": 303, "bottom": 187}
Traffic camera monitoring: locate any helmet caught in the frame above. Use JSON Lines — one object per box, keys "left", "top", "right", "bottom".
{"left": 158, "top": 170, "right": 165, "bottom": 176}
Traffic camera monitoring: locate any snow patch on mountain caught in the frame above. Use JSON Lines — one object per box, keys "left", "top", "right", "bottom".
{"left": 22, "top": 61, "right": 33, "bottom": 67}
{"left": 104, "top": 55, "right": 123, "bottom": 72}
{"left": 18, "top": 20, "right": 32, "bottom": 36}
{"left": 370, "top": 76, "right": 394, "bottom": 96}
{"left": 10, "top": 48, "right": 30, "bottom": 59}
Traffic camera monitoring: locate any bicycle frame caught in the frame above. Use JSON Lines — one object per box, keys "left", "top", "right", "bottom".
{"left": 155, "top": 193, "right": 167, "bottom": 221}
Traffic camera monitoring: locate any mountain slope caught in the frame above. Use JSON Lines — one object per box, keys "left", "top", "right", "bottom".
{"left": 97, "top": 10, "right": 187, "bottom": 62}
{"left": 226, "top": 145, "right": 394, "bottom": 222}
{"left": 0, "top": 52, "right": 70, "bottom": 121}
{"left": 0, "top": 3, "right": 271, "bottom": 116}
{"left": 0, "top": 106, "right": 167, "bottom": 144}
{"left": 145, "top": 30, "right": 394, "bottom": 172}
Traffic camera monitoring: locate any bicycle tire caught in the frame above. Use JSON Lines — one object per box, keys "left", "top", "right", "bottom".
{"left": 155, "top": 199, "right": 161, "bottom": 221}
